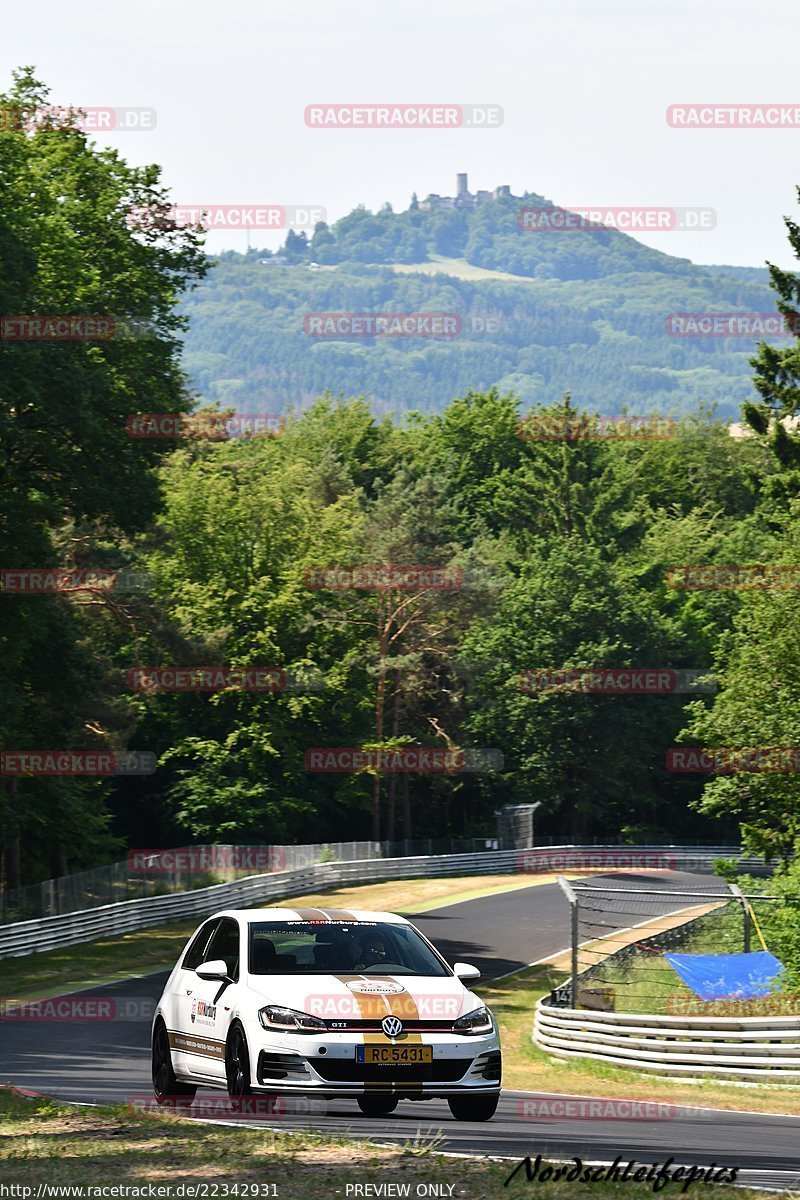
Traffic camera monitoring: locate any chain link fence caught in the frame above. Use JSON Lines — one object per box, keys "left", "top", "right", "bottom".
{"left": 553, "top": 877, "right": 783, "bottom": 1015}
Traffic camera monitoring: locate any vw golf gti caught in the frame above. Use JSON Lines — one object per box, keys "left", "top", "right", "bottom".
{"left": 151, "top": 906, "right": 502, "bottom": 1120}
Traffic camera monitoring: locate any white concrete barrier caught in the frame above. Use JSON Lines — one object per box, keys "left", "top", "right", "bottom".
{"left": 534, "top": 997, "right": 800, "bottom": 1081}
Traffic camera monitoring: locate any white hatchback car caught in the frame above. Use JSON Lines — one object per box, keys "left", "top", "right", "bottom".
{"left": 151, "top": 906, "right": 501, "bottom": 1120}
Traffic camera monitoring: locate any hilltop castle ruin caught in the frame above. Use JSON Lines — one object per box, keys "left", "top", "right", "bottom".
{"left": 416, "top": 174, "right": 512, "bottom": 211}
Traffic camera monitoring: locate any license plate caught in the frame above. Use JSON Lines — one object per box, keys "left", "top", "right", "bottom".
{"left": 357, "top": 1045, "right": 433, "bottom": 1065}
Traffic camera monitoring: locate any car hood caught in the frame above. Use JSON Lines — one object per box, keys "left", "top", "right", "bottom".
{"left": 246, "top": 973, "right": 479, "bottom": 1022}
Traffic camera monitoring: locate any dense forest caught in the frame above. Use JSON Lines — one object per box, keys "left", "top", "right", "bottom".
{"left": 5, "top": 72, "right": 800, "bottom": 889}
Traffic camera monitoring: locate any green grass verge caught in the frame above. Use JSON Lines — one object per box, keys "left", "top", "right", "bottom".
{"left": 0, "top": 922, "right": 195, "bottom": 1000}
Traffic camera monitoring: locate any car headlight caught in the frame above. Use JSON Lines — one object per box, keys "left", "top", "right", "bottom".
{"left": 258, "top": 1004, "right": 326, "bottom": 1033}
{"left": 452, "top": 1006, "right": 493, "bottom": 1035}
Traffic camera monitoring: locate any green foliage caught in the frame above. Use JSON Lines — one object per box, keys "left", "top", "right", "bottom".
{"left": 681, "top": 517, "right": 800, "bottom": 862}
{"left": 713, "top": 856, "right": 740, "bottom": 882}
{"left": 462, "top": 537, "right": 688, "bottom": 838}
{"left": 0, "top": 69, "right": 207, "bottom": 880}
{"left": 748, "top": 865, "right": 800, "bottom": 989}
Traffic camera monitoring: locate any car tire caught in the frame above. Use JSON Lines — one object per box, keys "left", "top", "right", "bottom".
{"left": 152, "top": 1018, "right": 196, "bottom": 1104}
{"left": 357, "top": 1095, "right": 398, "bottom": 1117}
{"left": 225, "top": 1023, "right": 254, "bottom": 1102}
{"left": 447, "top": 1093, "right": 499, "bottom": 1122}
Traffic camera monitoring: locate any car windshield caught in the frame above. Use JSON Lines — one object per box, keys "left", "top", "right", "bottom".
{"left": 248, "top": 920, "right": 451, "bottom": 976}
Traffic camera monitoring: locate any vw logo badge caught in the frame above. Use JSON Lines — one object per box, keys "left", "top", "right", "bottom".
{"left": 381, "top": 1015, "right": 403, "bottom": 1038}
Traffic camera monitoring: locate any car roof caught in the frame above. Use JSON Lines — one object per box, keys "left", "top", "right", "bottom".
{"left": 211, "top": 907, "right": 410, "bottom": 925}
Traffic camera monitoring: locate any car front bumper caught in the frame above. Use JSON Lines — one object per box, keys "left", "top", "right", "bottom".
{"left": 247, "top": 1024, "right": 502, "bottom": 1098}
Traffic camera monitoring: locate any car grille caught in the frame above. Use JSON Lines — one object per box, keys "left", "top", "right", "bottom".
{"left": 310, "top": 1059, "right": 469, "bottom": 1083}
{"left": 321, "top": 1019, "right": 457, "bottom": 1032}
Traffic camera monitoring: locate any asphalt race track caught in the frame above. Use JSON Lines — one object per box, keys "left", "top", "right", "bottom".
{"left": 2, "top": 870, "right": 800, "bottom": 1190}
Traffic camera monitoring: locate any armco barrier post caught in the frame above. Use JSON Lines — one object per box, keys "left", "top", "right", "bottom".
{"left": 558, "top": 875, "right": 579, "bottom": 1008}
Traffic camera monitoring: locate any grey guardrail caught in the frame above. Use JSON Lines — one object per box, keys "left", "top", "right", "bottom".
{"left": 534, "top": 1000, "right": 800, "bottom": 1082}
{"left": 0, "top": 843, "right": 750, "bottom": 960}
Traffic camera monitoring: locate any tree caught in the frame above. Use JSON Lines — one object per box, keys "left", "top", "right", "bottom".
{"left": 308, "top": 469, "right": 493, "bottom": 840}
{"left": 284, "top": 230, "right": 308, "bottom": 261}
{"left": 462, "top": 540, "right": 685, "bottom": 840}
{"left": 133, "top": 417, "right": 374, "bottom": 843}
{"left": 676, "top": 186, "right": 800, "bottom": 860}
{"left": 682, "top": 518, "right": 800, "bottom": 862}
{"left": 746, "top": 185, "right": 800, "bottom": 501}
{"left": 309, "top": 221, "right": 336, "bottom": 261}
{"left": 0, "top": 68, "right": 207, "bottom": 881}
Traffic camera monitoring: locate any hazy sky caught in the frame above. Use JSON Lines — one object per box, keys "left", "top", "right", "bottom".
{"left": 3, "top": 0, "right": 799, "bottom": 267}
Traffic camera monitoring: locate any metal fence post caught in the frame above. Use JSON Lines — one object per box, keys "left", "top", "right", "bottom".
{"left": 558, "top": 876, "right": 579, "bottom": 1008}
{"left": 729, "top": 882, "right": 750, "bottom": 953}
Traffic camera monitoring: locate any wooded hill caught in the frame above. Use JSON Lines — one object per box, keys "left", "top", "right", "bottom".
{"left": 182, "top": 192, "right": 773, "bottom": 419}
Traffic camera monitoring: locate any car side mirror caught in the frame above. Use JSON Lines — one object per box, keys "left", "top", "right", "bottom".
{"left": 453, "top": 962, "right": 481, "bottom": 982}
{"left": 196, "top": 958, "right": 230, "bottom": 982}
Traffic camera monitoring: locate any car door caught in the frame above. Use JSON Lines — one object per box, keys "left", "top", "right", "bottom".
{"left": 175, "top": 916, "right": 242, "bottom": 1083}
{"left": 168, "top": 918, "right": 219, "bottom": 1075}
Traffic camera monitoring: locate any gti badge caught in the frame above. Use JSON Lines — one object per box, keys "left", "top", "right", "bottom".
{"left": 381, "top": 1015, "right": 403, "bottom": 1037}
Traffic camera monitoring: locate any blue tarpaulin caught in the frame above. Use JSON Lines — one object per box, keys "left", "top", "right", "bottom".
{"left": 664, "top": 951, "right": 785, "bottom": 1001}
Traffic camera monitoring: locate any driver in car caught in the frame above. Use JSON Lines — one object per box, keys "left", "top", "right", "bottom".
{"left": 354, "top": 934, "right": 388, "bottom": 971}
